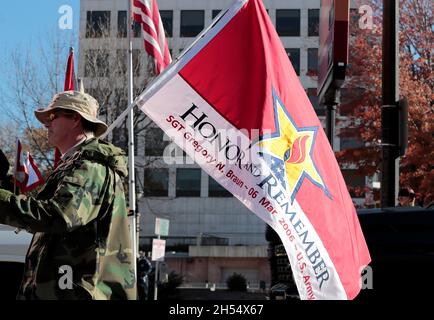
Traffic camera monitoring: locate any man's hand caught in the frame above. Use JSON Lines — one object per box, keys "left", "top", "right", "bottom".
{"left": 0, "top": 188, "right": 12, "bottom": 202}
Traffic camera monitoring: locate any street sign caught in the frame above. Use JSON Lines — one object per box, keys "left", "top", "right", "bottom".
{"left": 318, "top": 0, "right": 350, "bottom": 105}
{"left": 155, "top": 217, "right": 169, "bottom": 236}
{"left": 152, "top": 238, "right": 166, "bottom": 261}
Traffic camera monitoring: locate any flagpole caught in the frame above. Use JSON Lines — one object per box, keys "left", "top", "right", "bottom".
{"left": 13, "top": 139, "right": 18, "bottom": 196}
{"left": 13, "top": 139, "right": 20, "bottom": 234}
{"left": 127, "top": 0, "right": 138, "bottom": 299}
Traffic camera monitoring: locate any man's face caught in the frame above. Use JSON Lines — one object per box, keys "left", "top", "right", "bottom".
{"left": 44, "top": 110, "right": 78, "bottom": 149}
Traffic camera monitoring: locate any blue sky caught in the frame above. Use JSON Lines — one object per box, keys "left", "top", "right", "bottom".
{"left": 0, "top": 0, "right": 79, "bottom": 50}
{"left": 0, "top": 0, "right": 80, "bottom": 124}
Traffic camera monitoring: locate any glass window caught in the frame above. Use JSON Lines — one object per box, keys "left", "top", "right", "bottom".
{"left": 308, "top": 9, "right": 320, "bottom": 36}
{"left": 118, "top": 11, "right": 141, "bottom": 38}
{"left": 116, "top": 49, "right": 127, "bottom": 76}
{"left": 86, "top": 11, "right": 110, "bottom": 38}
{"left": 176, "top": 169, "right": 201, "bottom": 197}
{"left": 285, "top": 48, "right": 300, "bottom": 75}
{"left": 209, "top": 176, "right": 232, "bottom": 197}
{"left": 308, "top": 48, "right": 318, "bottom": 75}
{"left": 84, "top": 50, "right": 109, "bottom": 77}
{"left": 115, "top": 49, "right": 141, "bottom": 77}
{"left": 132, "top": 49, "right": 141, "bottom": 77}
{"left": 160, "top": 10, "right": 173, "bottom": 37}
{"left": 180, "top": 10, "right": 204, "bottom": 37}
{"left": 276, "top": 10, "right": 300, "bottom": 36}
{"left": 145, "top": 127, "right": 169, "bottom": 156}
{"left": 133, "top": 20, "right": 141, "bottom": 37}
{"left": 118, "top": 11, "right": 127, "bottom": 38}
{"left": 342, "top": 169, "right": 365, "bottom": 189}
{"left": 212, "top": 10, "right": 221, "bottom": 19}
{"left": 143, "top": 168, "right": 169, "bottom": 196}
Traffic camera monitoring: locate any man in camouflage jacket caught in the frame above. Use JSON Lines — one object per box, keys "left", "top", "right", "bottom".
{"left": 0, "top": 91, "right": 136, "bottom": 299}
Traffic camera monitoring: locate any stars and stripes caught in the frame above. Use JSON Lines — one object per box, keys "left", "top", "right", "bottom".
{"left": 132, "top": 0, "right": 172, "bottom": 75}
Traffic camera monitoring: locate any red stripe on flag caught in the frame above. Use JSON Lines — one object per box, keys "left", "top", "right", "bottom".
{"left": 133, "top": 0, "right": 171, "bottom": 75}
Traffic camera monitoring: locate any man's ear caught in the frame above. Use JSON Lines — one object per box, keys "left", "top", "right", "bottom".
{"left": 73, "top": 114, "right": 83, "bottom": 128}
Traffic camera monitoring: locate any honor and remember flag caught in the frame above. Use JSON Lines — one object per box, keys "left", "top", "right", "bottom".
{"left": 132, "top": 0, "right": 172, "bottom": 75}
{"left": 14, "top": 139, "right": 44, "bottom": 193}
{"left": 135, "top": 0, "right": 371, "bottom": 299}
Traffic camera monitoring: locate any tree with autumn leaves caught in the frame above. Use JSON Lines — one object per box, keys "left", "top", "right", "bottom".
{"left": 337, "top": 0, "right": 433, "bottom": 206}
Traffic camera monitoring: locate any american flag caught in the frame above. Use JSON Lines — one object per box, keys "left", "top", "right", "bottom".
{"left": 132, "top": 0, "right": 172, "bottom": 75}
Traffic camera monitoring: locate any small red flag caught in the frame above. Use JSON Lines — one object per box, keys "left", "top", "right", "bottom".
{"left": 14, "top": 139, "right": 44, "bottom": 192}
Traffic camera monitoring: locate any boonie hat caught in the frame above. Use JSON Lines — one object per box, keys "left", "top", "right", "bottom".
{"left": 34, "top": 91, "right": 108, "bottom": 137}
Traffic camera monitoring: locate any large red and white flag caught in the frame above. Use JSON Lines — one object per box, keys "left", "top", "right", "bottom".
{"left": 135, "top": 0, "right": 370, "bottom": 299}
{"left": 14, "top": 139, "right": 44, "bottom": 193}
{"left": 132, "top": 0, "right": 172, "bottom": 75}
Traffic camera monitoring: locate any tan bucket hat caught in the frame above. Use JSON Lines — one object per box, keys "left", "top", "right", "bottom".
{"left": 35, "top": 91, "right": 108, "bottom": 137}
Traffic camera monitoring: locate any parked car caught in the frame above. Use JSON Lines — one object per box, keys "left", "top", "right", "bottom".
{"left": 267, "top": 206, "right": 434, "bottom": 300}
{"left": 0, "top": 224, "right": 32, "bottom": 299}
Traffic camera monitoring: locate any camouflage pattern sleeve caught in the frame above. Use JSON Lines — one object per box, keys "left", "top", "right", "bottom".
{"left": 0, "top": 159, "right": 109, "bottom": 234}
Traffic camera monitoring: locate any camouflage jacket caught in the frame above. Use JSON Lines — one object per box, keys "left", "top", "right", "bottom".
{"left": 0, "top": 138, "right": 136, "bottom": 300}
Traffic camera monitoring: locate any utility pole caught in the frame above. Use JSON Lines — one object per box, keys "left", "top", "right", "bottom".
{"left": 381, "top": 0, "right": 400, "bottom": 207}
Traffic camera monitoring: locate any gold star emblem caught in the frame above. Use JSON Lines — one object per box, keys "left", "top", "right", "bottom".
{"left": 256, "top": 90, "right": 330, "bottom": 203}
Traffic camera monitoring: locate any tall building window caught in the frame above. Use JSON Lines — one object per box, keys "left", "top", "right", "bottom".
{"left": 308, "top": 9, "right": 320, "bottom": 36}
{"left": 307, "top": 48, "right": 318, "bottom": 75}
{"left": 132, "top": 49, "right": 142, "bottom": 76}
{"left": 116, "top": 49, "right": 141, "bottom": 77}
{"left": 285, "top": 48, "right": 300, "bottom": 75}
{"left": 212, "top": 10, "right": 221, "bottom": 19}
{"left": 342, "top": 169, "right": 366, "bottom": 189}
{"left": 160, "top": 10, "right": 173, "bottom": 37}
{"left": 209, "top": 176, "right": 232, "bottom": 197}
{"left": 143, "top": 168, "right": 169, "bottom": 196}
{"left": 84, "top": 50, "right": 109, "bottom": 77}
{"left": 86, "top": 11, "right": 110, "bottom": 38}
{"left": 118, "top": 11, "right": 127, "bottom": 38}
{"left": 116, "top": 49, "right": 127, "bottom": 75}
{"left": 118, "top": 11, "right": 141, "bottom": 38}
{"left": 145, "top": 127, "right": 169, "bottom": 156}
{"left": 180, "top": 10, "right": 204, "bottom": 37}
{"left": 276, "top": 10, "right": 300, "bottom": 36}
{"left": 133, "top": 19, "right": 141, "bottom": 38}
{"left": 176, "top": 169, "right": 201, "bottom": 197}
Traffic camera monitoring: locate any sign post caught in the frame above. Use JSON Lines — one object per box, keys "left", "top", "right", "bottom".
{"left": 152, "top": 218, "right": 169, "bottom": 300}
